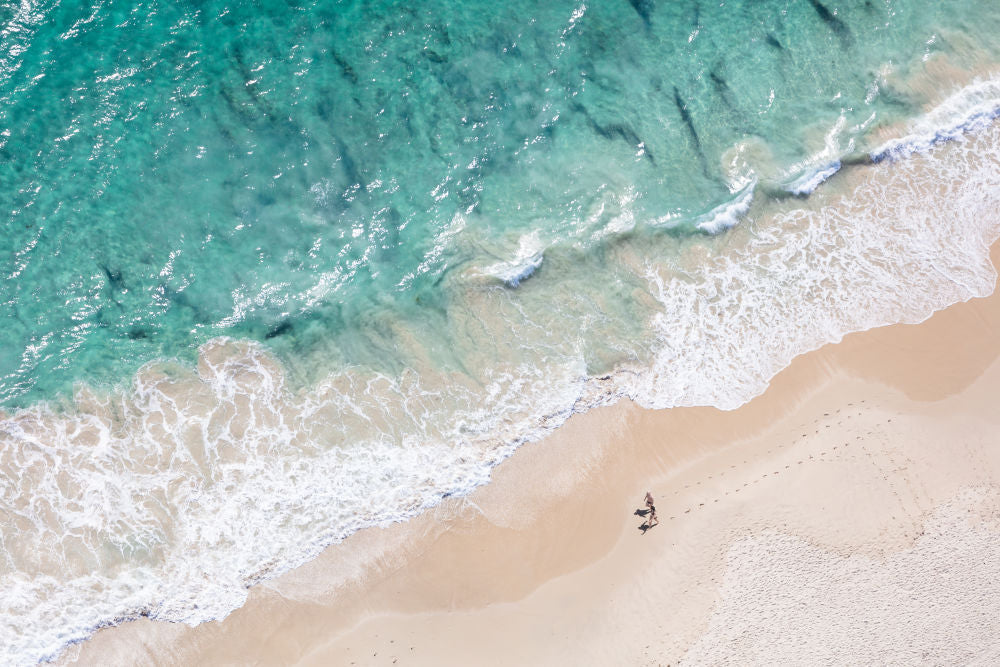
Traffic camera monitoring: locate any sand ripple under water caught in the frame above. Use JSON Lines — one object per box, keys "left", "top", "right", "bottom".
{"left": 4, "top": 71, "right": 1000, "bottom": 663}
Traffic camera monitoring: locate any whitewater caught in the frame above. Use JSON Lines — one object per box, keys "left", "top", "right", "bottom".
{"left": 3, "top": 1, "right": 1000, "bottom": 663}
{"left": 2, "top": 72, "right": 1000, "bottom": 664}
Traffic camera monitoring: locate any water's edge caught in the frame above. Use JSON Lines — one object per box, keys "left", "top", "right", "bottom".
{"left": 21, "top": 74, "right": 1000, "bottom": 665}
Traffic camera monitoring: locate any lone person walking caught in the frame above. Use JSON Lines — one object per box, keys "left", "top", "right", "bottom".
{"left": 644, "top": 491, "right": 658, "bottom": 528}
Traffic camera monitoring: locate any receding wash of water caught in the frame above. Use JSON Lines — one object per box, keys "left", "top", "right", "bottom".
{"left": 3, "top": 0, "right": 1000, "bottom": 662}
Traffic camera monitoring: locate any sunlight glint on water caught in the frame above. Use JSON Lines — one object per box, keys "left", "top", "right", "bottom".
{"left": 2, "top": 0, "right": 1000, "bottom": 663}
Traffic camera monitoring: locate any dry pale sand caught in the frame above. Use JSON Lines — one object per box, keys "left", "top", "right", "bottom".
{"left": 60, "top": 244, "right": 1000, "bottom": 666}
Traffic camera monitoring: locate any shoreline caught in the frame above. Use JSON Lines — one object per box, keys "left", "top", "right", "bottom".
{"left": 11, "top": 65, "right": 1000, "bottom": 666}
{"left": 61, "top": 243, "right": 1000, "bottom": 665}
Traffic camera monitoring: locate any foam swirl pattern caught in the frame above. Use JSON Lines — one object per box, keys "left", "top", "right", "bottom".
{"left": 3, "top": 1, "right": 1000, "bottom": 663}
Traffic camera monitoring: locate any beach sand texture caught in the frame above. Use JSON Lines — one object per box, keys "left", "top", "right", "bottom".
{"left": 5, "top": 2, "right": 1000, "bottom": 663}
{"left": 59, "top": 253, "right": 1000, "bottom": 665}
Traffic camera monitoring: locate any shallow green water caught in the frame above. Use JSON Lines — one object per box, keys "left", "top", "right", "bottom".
{"left": 3, "top": 0, "right": 998, "bottom": 405}
{"left": 5, "top": 2, "right": 1000, "bottom": 663}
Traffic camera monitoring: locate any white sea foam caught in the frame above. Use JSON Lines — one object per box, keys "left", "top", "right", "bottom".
{"left": 484, "top": 231, "right": 546, "bottom": 286}
{"left": 5, "top": 76, "right": 1000, "bottom": 667}
{"left": 780, "top": 111, "right": 855, "bottom": 195}
{"left": 785, "top": 160, "right": 841, "bottom": 196}
{"left": 0, "top": 344, "right": 591, "bottom": 664}
{"left": 871, "top": 75, "right": 1000, "bottom": 162}
{"left": 587, "top": 186, "right": 639, "bottom": 242}
{"left": 633, "top": 120, "right": 1000, "bottom": 410}
{"left": 695, "top": 183, "right": 755, "bottom": 234}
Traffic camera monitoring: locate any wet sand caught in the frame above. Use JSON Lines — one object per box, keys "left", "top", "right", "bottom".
{"left": 58, "top": 240, "right": 1000, "bottom": 665}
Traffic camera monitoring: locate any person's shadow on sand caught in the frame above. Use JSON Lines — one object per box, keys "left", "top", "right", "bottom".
{"left": 634, "top": 508, "right": 654, "bottom": 534}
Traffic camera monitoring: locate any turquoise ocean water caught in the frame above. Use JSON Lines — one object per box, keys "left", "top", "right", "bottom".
{"left": 3, "top": 0, "right": 1000, "bottom": 662}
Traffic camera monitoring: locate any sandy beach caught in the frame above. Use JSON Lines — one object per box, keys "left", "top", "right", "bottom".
{"left": 57, "top": 238, "right": 1000, "bottom": 666}
{"left": 8, "top": 3, "right": 1000, "bottom": 664}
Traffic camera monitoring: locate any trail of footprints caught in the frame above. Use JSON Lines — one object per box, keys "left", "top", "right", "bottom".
{"left": 664, "top": 400, "right": 904, "bottom": 521}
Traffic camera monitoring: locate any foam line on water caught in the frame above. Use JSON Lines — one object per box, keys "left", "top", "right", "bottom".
{"left": 871, "top": 75, "right": 1000, "bottom": 162}
{"left": 695, "top": 183, "right": 756, "bottom": 234}
{"left": 0, "top": 343, "right": 596, "bottom": 664}
{"left": 785, "top": 160, "right": 842, "bottom": 196}
{"left": 484, "top": 232, "right": 546, "bottom": 287}
{"left": 5, "top": 77, "right": 1000, "bottom": 667}
{"left": 633, "top": 123, "right": 1000, "bottom": 410}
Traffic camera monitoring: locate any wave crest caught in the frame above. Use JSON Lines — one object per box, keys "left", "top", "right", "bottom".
{"left": 5, "top": 74, "right": 1000, "bottom": 667}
